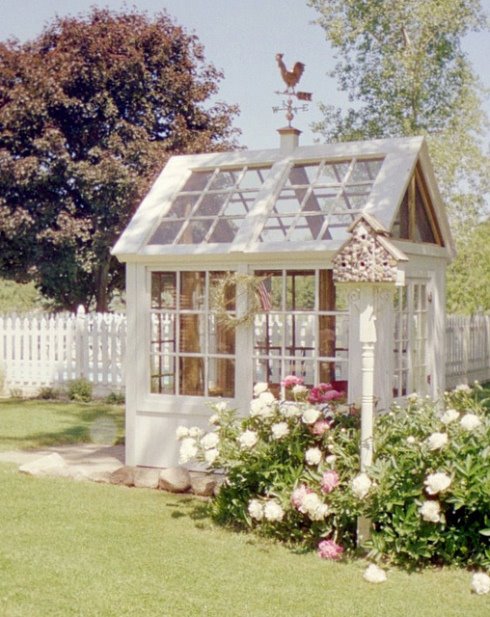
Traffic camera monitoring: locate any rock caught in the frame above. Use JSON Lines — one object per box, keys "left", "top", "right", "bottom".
{"left": 134, "top": 467, "right": 160, "bottom": 489}
{"left": 19, "top": 453, "right": 70, "bottom": 477}
{"left": 190, "top": 475, "right": 217, "bottom": 497}
{"left": 158, "top": 467, "right": 191, "bottom": 493}
{"left": 109, "top": 465, "right": 135, "bottom": 486}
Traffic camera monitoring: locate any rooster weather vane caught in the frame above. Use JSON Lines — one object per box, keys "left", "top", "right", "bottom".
{"left": 273, "top": 53, "right": 312, "bottom": 127}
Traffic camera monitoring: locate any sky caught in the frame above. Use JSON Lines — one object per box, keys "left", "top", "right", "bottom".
{"left": 0, "top": 0, "right": 489, "bottom": 151}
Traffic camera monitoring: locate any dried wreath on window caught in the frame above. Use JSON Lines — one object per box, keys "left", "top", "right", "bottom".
{"left": 210, "top": 272, "right": 269, "bottom": 329}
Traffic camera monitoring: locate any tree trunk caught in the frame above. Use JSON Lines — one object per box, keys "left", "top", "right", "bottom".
{"left": 95, "top": 261, "right": 110, "bottom": 312}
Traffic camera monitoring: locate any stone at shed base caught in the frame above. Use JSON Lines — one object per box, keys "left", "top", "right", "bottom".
{"left": 19, "top": 453, "right": 71, "bottom": 478}
{"left": 159, "top": 467, "right": 191, "bottom": 493}
{"left": 191, "top": 475, "right": 217, "bottom": 497}
{"left": 134, "top": 467, "right": 160, "bottom": 489}
{"left": 109, "top": 465, "right": 135, "bottom": 486}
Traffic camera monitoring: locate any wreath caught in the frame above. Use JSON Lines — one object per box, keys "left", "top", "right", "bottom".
{"left": 210, "top": 272, "right": 268, "bottom": 329}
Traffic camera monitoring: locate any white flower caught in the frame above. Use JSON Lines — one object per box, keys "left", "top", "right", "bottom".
{"left": 407, "top": 393, "right": 419, "bottom": 403}
{"left": 440, "top": 408, "right": 459, "bottom": 424}
{"left": 460, "top": 413, "right": 482, "bottom": 431}
{"left": 363, "top": 564, "right": 387, "bottom": 584}
{"left": 250, "top": 398, "right": 275, "bottom": 419}
{"left": 179, "top": 437, "right": 197, "bottom": 464}
{"left": 175, "top": 426, "right": 190, "bottom": 440}
{"left": 426, "top": 432, "right": 448, "bottom": 451}
{"left": 238, "top": 430, "right": 258, "bottom": 449}
{"left": 259, "top": 391, "right": 275, "bottom": 405}
{"left": 305, "top": 447, "right": 322, "bottom": 466}
{"left": 455, "top": 383, "right": 471, "bottom": 393}
{"left": 471, "top": 572, "right": 490, "bottom": 595}
{"left": 419, "top": 500, "right": 441, "bottom": 523}
{"left": 209, "top": 413, "right": 220, "bottom": 425}
{"left": 352, "top": 473, "right": 372, "bottom": 499}
{"left": 281, "top": 403, "right": 302, "bottom": 418}
{"left": 247, "top": 499, "right": 264, "bottom": 521}
{"left": 253, "top": 382, "right": 269, "bottom": 397}
{"left": 214, "top": 401, "right": 228, "bottom": 412}
{"left": 189, "top": 426, "right": 203, "bottom": 438}
{"left": 325, "top": 454, "right": 337, "bottom": 465}
{"left": 204, "top": 448, "right": 219, "bottom": 465}
{"left": 271, "top": 422, "right": 289, "bottom": 440}
{"left": 263, "top": 500, "right": 284, "bottom": 522}
{"left": 301, "top": 493, "right": 329, "bottom": 520}
{"left": 424, "top": 472, "right": 451, "bottom": 495}
{"left": 292, "top": 384, "right": 308, "bottom": 397}
{"left": 406, "top": 436, "right": 417, "bottom": 445}
{"left": 302, "top": 408, "right": 321, "bottom": 425}
{"left": 201, "top": 432, "right": 219, "bottom": 450}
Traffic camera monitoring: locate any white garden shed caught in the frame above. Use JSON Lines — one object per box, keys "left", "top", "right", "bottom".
{"left": 113, "top": 130, "right": 454, "bottom": 468}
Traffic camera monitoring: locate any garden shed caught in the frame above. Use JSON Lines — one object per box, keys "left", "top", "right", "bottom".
{"left": 112, "top": 130, "right": 454, "bottom": 468}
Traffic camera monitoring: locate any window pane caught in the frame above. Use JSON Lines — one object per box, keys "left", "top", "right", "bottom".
{"left": 194, "top": 193, "right": 228, "bottom": 216}
{"left": 150, "top": 313, "right": 175, "bottom": 347}
{"left": 179, "top": 357, "right": 204, "bottom": 396}
{"left": 150, "top": 355, "right": 175, "bottom": 394}
{"left": 178, "top": 219, "right": 214, "bottom": 244}
{"left": 209, "top": 272, "right": 235, "bottom": 311}
{"left": 208, "top": 358, "right": 235, "bottom": 397}
{"left": 208, "top": 218, "right": 243, "bottom": 243}
{"left": 147, "top": 220, "right": 183, "bottom": 245}
{"left": 166, "top": 195, "right": 200, "bottom": 218}
{"left": 180, "top": 272, "right": 205, "bottom": 309}
{"left": 151, "top": 272, "right": 176, "bottom": 309}
{"left": 209, "top": 315, "right": 235, "bottom": 354}
{"left": 181, "top": 171, "right": 213, "bottom": 192}
{"left": 180, "top": 315, "right": 205, "bottom": 353}
{"left": 288, "top": 216, "right": 323, "bottom": 241}
{"left": 286, "top": 272, "right": 315, "bottom": 310}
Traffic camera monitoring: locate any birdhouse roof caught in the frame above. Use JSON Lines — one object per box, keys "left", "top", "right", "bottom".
{"left": 112, "top": 135, "right": 455, "bottom": 262}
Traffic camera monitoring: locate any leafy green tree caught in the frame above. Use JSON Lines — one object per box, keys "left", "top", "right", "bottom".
{"left": 308, "top": 0, "right": 489, "bottom": 235}
{"left": 0, "top": 8, "right": 239, "bottom": 311}
{"left": 446, "top": 220, "right": 490, "bottom": 313}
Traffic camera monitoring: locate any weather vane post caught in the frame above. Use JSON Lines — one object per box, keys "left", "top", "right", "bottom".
{"left": 273, "top": 53, "right": 312, "bottom": 127}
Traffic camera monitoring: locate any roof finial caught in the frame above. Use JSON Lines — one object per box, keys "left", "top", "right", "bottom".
{"left": 273, "top": 53, "right": 312, "bottom": 127}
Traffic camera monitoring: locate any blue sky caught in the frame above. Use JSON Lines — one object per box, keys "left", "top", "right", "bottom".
{"left": 0, "top": 0, "right": 489, "bottom": 150}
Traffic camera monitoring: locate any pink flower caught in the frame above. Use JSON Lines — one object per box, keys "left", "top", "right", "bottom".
{"left": 308, "top": 383, "right": 344, "bottom": 404}
{"left": 317, "top": 539, "right": 344, "bottom": 560}
{"left": 281, "top": 375, "right": 304, "bottom": 388}
{"left": 311, "top": 419, "right": 331, "bottom": 436}
{"left": 291, "top": 484, "right": 314, "bottom": 512}
{"left": 320, "top": 470, "right": 340, "bottom": 494}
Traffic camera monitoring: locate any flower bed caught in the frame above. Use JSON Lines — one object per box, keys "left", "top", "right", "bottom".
{"left": 177, "top": 379, "right": 490, "bottom": 584}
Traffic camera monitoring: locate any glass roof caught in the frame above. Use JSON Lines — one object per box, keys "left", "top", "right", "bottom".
{"left": 147, "top": 157, "right": 384, "bottom": 247}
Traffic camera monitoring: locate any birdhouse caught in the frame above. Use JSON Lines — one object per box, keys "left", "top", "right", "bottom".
{"left": 112, "top": 135, "right": 454, "bottom": 468}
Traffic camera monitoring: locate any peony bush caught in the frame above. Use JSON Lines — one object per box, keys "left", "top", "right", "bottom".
{"left": 177, "top": 380, "right": 490, "bottom": 573}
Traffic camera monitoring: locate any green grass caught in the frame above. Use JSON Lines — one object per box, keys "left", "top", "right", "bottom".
{"left": 0, "top": 399, "right": 124, "bottom": 451}
{"left": 0, "top": 464, "right": 488, "bottom": 617}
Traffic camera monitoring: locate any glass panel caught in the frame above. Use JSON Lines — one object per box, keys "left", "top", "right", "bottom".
{"left": 288, "top": 164, "right": 320, "bottom": 185}
{"left": 147, "top": 220, "right": 183, "bottom": 245}
{"left": 194, "top": 193, "right": 228, "bottom": 216}
{"left": 150, "top": 355, "right": 175, "bottom": 394}
{"left": 288, "top": 216, "right": 324, "bottom": 241}
{"left": 208, "top": 169, "right": 238, "bottom": 191}
{"left": 180, "top": 170, "right": 214, "bottom": 192}
{"left": 180, "top": 272, "right": 205, "bottom": 309}
{"left": 209, "top": 272, "right": 236, "bottom": 311}
{"left": 260, "top": 217, "right": 291, "bottom": 242}
{"left": 273, "top": 190, "right": 302, "bottom": 215}
{"left": 207, "top": 218, "right": 243, "bottom": 243}
{"left": 254, "top": 356, "right": 281, "bottom": 396}
{"left": 254, "top": 272, "right": 282, "bottom": 310}
{"left": 286, "top": 272, "right": 315, "bottom": 310}
{"left": 178, "top": 219, "right": 214, "bottom": 244}
{"left": 238, "top": 167, "right": 269, "bottom": 189}
{"left": 179, "top": 357, "right": 204, "bottom": 395}
{"left": 166, "top": 195, "right": 200, "bottom": 219}
{"left": 318, "top": 161, "right": 349, "bottom": 183}
{"left": 151, "top": 272, "right": 176, "bottom": 309}
{"left": 150, "top": 313, "right": 175, "bottom": 346}
{"left": 348, "top": 161, "right": 377, "bottom": 183}
{"left": 285, "top": 314, "right": 315, "bottom": 355}
{"left": 180, "top": 315, "right": 204, "bottom": 352}
{"left": 223, "top": 196, "right": 252, "bottom": 216}
{"left": 209, "top": 315, "right": 235, "bottom": 354}
{"left": 208, "top": 358, "right": 235, "bottom": 397}
{"left": 254, "top": 313, "right": 283, "bottom": 355}
{"left": 311, "top": 190, "right": 338, "bottom": 213}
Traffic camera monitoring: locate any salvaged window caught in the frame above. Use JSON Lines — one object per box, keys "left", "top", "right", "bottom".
{"left": 252, "top": 269, "right": 349, "bottom": 397}
{"left": 393, "top": 281, "right": 428, "bottom": 397}
{"left": 150, "top": 271, "right": 235, "bottom": 397}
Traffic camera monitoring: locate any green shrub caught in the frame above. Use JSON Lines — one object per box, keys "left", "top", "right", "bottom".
{"left": 37, "top": 386, "right": 60, "bottom": 400}
{"left": 104, "top": 391, "right": 125, "bottom": 405}
{"left": 67, "top": 378, "right": 93, "bottom": 402}
{"left": 178, "top": 381, "right": 490, "bottom": 569}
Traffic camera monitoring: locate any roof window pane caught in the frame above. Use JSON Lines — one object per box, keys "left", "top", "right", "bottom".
{"left": 181, "top": 170, "right": 214, "bottom": 192}
{"left": 179, "top": 220, "right": 214, "bottom": 244}
{"left": 208, "top": 218, "right": 243, "bottom": 243}
{"left": 148, "top": 220, "right": 183, "bottom": 244}
{"left": 194, "top": 193, "right": 228, "bottom": 216}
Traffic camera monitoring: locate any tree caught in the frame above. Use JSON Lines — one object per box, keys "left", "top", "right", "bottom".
{"left": 308, "top": 0, "right": 490, "bottom": 236}
{"left": 446, "top": 219, "right": 490, "bottom": 313}
{"left": 0, "top": 8, "right": 239, "bottom": 311}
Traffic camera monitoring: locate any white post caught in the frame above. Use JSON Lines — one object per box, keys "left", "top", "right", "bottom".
{"left": 358, "top": 286, "right": 377, "bottom": 471}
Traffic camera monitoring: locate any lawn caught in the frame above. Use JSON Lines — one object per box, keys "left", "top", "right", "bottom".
{"left": 0, "top": 399, "right": 124, "bottom": 451}
{"left": 0, "top": 398, "right": 489, "bottom": 616}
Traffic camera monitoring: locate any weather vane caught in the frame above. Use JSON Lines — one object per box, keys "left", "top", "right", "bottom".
{"left": 273, "top": 53, "right": 313, "bottom": 127}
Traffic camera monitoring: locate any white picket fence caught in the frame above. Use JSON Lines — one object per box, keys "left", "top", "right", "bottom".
{"left": 0, "top": 307, "right": 126, "bottom": 396}
{"left": 0, "top": 309, "right": 488, "bottom": 397}
{"left": 445, "top": 314, "right": 490, "bottom": 389}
